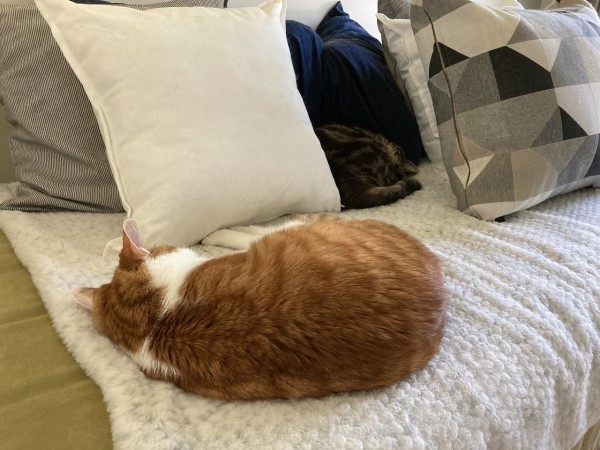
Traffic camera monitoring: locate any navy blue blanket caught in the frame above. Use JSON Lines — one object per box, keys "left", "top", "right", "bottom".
{"left": 286, "top": 2, "right": 423, "bottom": 163}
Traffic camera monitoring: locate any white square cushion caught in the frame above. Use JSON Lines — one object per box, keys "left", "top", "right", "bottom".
{"left": 35, "top": 0, "right": 340, "bottom": 248}
{"left": 377, "top": 14, "right": 446, "bottom": 178}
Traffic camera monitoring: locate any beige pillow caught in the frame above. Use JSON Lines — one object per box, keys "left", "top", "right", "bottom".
{"left": 36, "top": 0, "right": 341, "bottom": 248}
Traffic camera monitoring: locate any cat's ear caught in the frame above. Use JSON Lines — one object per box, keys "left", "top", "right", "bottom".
{"left": 73, "top": 287, "right": 96, "bottom": 310}
{"left": 121, "top": 218, "right": 150, "bottom": 261}
{"left": 404, "top": 161, "right": 419, "bottom": 176}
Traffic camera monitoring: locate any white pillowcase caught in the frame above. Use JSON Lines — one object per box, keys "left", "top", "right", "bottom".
{"left": 228, "top": 0, "right": 379, "bottom": 39}
{"left": 35, "top": 0, "right": 340, "bottom": 249}
{"left": 377, "top": 14, "right": 446, "bottom": 179}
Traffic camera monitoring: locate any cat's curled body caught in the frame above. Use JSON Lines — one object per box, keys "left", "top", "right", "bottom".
{"left": 75, "top": 216, "right": 445, "bottom": 401}
{"left": 314, "top": 124, "right": 422, "bottom": 209}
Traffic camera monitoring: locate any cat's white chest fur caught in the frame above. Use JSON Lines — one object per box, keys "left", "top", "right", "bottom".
{"left": 129, "top": 338, "right": 180, "bottom": 379}
{"left": 145, "top": 248, "right": 207, "bottom": 316}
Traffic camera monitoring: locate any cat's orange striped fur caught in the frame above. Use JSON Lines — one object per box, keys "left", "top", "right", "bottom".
{"left": 74, "top": 216, "right": 445, "bottom": 400}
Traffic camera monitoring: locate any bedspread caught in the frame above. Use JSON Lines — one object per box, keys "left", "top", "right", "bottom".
{"left": 0, "top": 162, "right": 598, "bottom": 449}
{"left": 0, "top": 229, "right": 112, "bottom": 449}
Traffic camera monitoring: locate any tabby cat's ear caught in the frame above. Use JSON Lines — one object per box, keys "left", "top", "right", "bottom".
{"left": 73, "top": 287, "right": 96, "bottom": 310}
{"left": 121, "top": 219, "right": 150, "bottom": 261}
{"left": 404, "top": 161, "right": 419, "bottom": 176}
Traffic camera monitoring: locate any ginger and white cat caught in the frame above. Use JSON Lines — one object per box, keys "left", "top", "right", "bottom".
{"left": 74, "top": 216, "right": 445, "bottom": 400}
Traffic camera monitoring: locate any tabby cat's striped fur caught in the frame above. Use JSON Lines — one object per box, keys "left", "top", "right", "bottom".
{"left": 315, "top": 124, "right": 421, "bottom": 209}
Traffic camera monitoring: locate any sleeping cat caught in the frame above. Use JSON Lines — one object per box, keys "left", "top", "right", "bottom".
{"left": 74, "top": 216, "right": 445, "bottom": 401}
{"left": 314, "top": 124, "right": 421, "bottom": 209}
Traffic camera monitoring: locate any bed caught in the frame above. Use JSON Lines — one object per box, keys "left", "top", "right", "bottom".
{"left": 1, "top": 0, "right": 600, "bottom": 448}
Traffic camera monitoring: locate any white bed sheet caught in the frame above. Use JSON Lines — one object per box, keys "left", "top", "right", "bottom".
{"left": 0, "top": 162, "right": 599, "bottom": 449}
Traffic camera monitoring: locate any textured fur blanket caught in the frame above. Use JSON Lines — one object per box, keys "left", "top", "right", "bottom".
{"left": 1, "top": 162, "right": 599, "bottom": 449}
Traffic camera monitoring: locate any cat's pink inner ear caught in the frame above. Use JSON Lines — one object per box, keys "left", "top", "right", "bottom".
{"left": 123, "top": 218, "right": 150, "bottom": 257}
{"left": 73, "top": 287, "right": 95, "bottom": 310}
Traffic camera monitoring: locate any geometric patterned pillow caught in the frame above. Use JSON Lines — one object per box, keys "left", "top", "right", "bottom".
{"left": 378, "top": 0, "right": 410, "bottom": 21}
{"left": 411, "top": 0, "right": 600, "bottom": 220}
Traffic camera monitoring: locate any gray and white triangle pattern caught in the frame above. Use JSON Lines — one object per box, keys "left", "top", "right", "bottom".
{"left": 411, "top": 0, "right": 600, "bottom": 220}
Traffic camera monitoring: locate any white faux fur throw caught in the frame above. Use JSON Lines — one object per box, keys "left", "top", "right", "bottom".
{"left": 1, "top": 162, "right": 599, "bottom": 449}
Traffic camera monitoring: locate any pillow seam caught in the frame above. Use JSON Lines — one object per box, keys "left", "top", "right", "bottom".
{"left": 424, "top": 7, "right": 474, "bottom": 216}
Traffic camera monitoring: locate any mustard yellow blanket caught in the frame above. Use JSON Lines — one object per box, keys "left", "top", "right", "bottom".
{"left": 0, "top": 230, "right": 111, "bottom": 449}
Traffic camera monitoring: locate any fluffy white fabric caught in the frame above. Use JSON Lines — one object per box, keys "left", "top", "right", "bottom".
{"left": 1, "top": 161, "right": 598, "bottom": 449}
{"left": 35, "top": 0, "right": 340, "bottom": 249}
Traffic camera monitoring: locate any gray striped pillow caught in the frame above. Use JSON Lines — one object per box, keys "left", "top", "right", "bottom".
{"left": 0, "top": 0, "right": 224, "bottom": 213}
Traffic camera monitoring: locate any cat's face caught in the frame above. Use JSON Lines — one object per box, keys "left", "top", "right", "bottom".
{"left": 73, "top": 220, "right": 176, "bottom": 348}
{"left": 73, "top": 283, "right": 113, "bottom": 333}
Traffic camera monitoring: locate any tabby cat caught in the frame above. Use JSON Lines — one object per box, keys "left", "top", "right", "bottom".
{"left": 74, "top": 216, "right": 446, "bottom": 401}
{"left": 314, "top": 123, "right": 421, "bottom": 209}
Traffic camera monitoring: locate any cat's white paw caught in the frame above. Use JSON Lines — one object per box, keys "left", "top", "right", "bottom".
{"left": 203, "top": 220, "right": 307, "bottom": 250}
{"left": 202, "top": 229, "right": 258, "bottom": 250}
{"left": 228, "top": 225, "right": 268, "bottom": 235}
